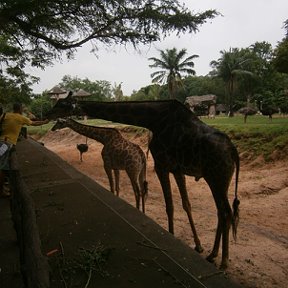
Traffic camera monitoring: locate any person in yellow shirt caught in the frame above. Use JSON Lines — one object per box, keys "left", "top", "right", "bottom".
{"left": 0, "top": 103, "right": 49, "bottom": 197}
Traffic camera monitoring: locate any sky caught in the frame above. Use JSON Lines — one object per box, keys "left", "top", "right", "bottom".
{"left": 29, "top": 0, "right": 288, "bottom": 96}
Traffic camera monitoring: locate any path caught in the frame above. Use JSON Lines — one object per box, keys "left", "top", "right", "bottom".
{"left": 42, "top": 128, "right": 288, "bottom": 288}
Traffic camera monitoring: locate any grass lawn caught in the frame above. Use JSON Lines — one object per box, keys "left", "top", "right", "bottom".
{"left": 203, "top": 115, "right": 288, "bottom": 161}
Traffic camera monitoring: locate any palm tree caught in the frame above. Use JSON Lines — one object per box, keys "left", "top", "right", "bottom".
{"left": 210, "top": 48, "right": 253, "bottom": 116}
{"left": 149, "top": 48, "right": 199, "bottom": 99}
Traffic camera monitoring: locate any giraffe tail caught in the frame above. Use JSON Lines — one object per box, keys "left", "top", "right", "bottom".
{"left": 231, "top": 145, "right": 240, "bottom": 241}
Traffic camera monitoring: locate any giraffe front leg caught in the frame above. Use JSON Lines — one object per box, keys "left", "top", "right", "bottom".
{"left": 173, "top": 172, "right": 203, "bottom": 253}
{"left": 155, "top": 167, "right": 174, "bottom": 234}
{"left": 104, "top": 166, "right": 115, "bottom": 195}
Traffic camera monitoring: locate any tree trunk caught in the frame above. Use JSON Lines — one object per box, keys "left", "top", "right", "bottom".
{"left": 228, "top": 77, "right": 234, "bottom": 117}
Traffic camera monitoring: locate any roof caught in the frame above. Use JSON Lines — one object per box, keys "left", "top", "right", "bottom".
{"left": 47, "top": 86, "right": 66, "bottom": 95}
{"left": 74, "top": 89, "right": 91, "bottom": 97}
{"left": 50, "top": 91, "right": 70, "bottom": 100}
{"left": 216, "top": 104, "right": 227, "bottom": 112}
{"left": 185, "top": 95, "right": 217, "bottom": 106}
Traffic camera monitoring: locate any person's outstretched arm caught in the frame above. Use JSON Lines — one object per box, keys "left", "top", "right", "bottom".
{"left": 30, "top": 119, "right": 50, "bottom": 126}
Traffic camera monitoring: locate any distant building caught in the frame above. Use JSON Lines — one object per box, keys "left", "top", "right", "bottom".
{"left": 47, "top": 86, "right": 67, "bottom": 101}
{"left": 216, "top": 104, "right": 228, "bottom": 115}
{"left": 185, "top": 95, "right": 217, "bottom": 117}
{"left": 48, "top": 86, "right": 91, "bottom": 102}
{"left": 73, "top": 89, "right": 91, "bottom": 100}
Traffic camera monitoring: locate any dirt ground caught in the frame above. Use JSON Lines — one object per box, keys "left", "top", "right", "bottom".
{"left": 39, "top": 127, "right": 288, "bottom": 288}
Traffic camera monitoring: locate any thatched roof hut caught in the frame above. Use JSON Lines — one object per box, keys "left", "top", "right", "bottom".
{"left": 184, "top": 94, "right": 217, "bottom": 107}
{"left": 48, "top": 87, "right": 92, "bottom": 101}
{"left": 73, "top": 89, "right": 91, "bottom": 100}
{"left": 184, "top": 95, "right": 217, "bottom": 117}
{"left": 48, "top": 86, "right": 67, "bottom": 100}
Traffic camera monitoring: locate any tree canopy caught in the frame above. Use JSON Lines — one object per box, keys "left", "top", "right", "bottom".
{"left": 0, "top": 0, "right": 217, "bottom": 77}
{"left": 273, "top": 19, "right": 288, "bottom": 74}
{"left": 149, "top": 47, "right": 199, "bottom": 98}
{"left": 273, "top": 39, "right": 288, "bottom": 74}
{"left": 210, "top": 48, "right": 254, "bottom": 116}
{"left": 58, "top": 75, "right": 113, "bottom": 101}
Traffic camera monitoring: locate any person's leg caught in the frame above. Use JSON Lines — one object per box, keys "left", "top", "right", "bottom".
{"left": 0, "top": 170, "right": 4, "bottom": 194}
{"left": 0, "top": 145, "right": 13, "bottom": 197}
{"left": 0, "top": 170, "right": 9, "bottom": 196}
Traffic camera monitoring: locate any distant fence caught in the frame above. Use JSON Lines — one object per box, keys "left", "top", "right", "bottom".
{"left": 9, "top": 150, "right": 50, "bottom": 288}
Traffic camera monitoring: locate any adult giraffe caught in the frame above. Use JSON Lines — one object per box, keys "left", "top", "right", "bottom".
{"left": 46, "top": 96, "right": 240, "bottom": 269}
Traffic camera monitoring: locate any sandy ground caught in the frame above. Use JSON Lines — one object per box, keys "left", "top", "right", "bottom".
{"left": 39, "top": 128, "right": 288, "bottom": 288}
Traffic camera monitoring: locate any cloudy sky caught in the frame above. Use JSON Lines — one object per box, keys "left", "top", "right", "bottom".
{"left": 30, "top": 0, "right": 288, "bottom": 95}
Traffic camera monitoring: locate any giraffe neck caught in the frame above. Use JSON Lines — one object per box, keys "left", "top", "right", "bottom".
{"left": 66, "top": 119, "right": 120, "bottom": 145}
{"left": 78, "top": 100, "right": 198, "bottom": 131}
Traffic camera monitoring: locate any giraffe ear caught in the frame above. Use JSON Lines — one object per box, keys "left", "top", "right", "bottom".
{"left": 66, "top": 91, "right": 78, "bottom": 107}
{"left": 67, "top": 91, "right": 73, "bottom": 98}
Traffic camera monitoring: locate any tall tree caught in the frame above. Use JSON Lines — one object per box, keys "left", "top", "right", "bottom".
{"left": 210, "top": 48, "right": 253, "bottom": 116}
{"left": 59, "top": 75, "right": 113, "bottom": 101}
{"left": 149, "top": 48, "right": 199, "bottom": 99}
{"left": 0, "top": 1, "right": 217, "bottom": 84}
{"left": 113, "top": 82, "right": 124, "bottom": 101}
{"left": 130, "top": 84, "right": 161, "bottom": 101}
{"left": 273, "top": 19, "right": 288, "bottom": 74}
{"left": 0, "top": 75, "right": 32, "bottom": 108}
{"left": 183, "top": 75, "right": 226, "bottom": 103}
{"left": 236, "top": 42, "right": 274, "bottom": 105}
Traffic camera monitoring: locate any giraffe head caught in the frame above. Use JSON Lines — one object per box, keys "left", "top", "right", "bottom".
{"left": 45, "top": 92, "right": 81, "bottom": 120}
{"left": 51, "top": 118, "right": 69, "bottom": 131}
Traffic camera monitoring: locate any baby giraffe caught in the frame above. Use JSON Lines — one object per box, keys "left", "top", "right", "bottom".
{"left": 51, "top": 118, "right": 148, "bottom": 213}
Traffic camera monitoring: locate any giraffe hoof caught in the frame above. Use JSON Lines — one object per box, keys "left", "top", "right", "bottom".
{"left": 219, "top": 262, "right": 228, "bottom": 270}
{"left": 206, "top": 254, "right": 216, "bottom": 263}
{"left": 195, "top": 245, "right": 204, "bottom": 253}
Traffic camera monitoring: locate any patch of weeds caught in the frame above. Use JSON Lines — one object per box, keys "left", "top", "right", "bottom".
{"left": 50, "top": 242, "right": 111, "bottom": 288}
{"left": 76, "top": 245, "right": 110, "bottom": 278}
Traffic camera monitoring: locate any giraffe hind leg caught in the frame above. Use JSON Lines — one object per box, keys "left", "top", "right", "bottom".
{"left": 219, "top": 202, "right": 232, "bottom": 269}
{"left": 207, "top": 188, "right": 233, "bottom": 269}
{"left": 206, "top": 212, "right": 222, "bottom": 262}
{"left": 126, "top": 168, "right": 141, "bottom": 210}
{"left": 130, "top": 179, "right": 141, "bottom": 211}
{"left": 139, "top": 166, "right": 148, "bottom": 214}
{"left": 114, "top": 170, "right": 120, "bottom": 197}
{"left": 141, "top": 180, "right": 148, "bottom": 214}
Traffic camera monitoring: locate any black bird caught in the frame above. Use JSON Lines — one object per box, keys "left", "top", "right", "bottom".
{"left": 77, "top": 143, "right": 88, "bottom": 162}
{"left": 258, "top": 101, "right": 279, "bottom": 121}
